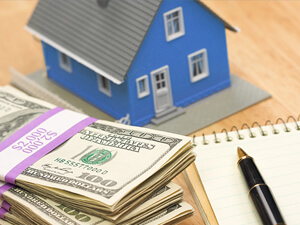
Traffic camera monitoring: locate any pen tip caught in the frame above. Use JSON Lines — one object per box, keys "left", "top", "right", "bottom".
{"left": 237, "top": 147, "right": 248, "bottom": 159}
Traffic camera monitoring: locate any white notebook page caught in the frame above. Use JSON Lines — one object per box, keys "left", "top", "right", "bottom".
{"left": 194, "top": 122, "right": 300, "bottom": 225}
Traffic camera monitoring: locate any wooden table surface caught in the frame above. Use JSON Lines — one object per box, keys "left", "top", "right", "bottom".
{"left": 1, "top": 1, "right": 300, "bottom": 224}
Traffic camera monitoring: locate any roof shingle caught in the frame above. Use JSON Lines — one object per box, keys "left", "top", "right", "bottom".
{"left": 27, "top": 0, "right": 162, "bottom": 84}
{"left": 27, "top": 0, "right": 237, "bottom": 84}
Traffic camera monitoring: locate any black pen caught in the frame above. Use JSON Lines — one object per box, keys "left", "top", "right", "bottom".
{"left": 237, "top": 147, "right": 286, "bottom": 225}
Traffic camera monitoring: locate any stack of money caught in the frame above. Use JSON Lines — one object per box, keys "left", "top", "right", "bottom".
{"left": 0, "top": 181, "right": 193, "bottom": 225}
{"left": 0, "top": 86, "right": 195, "bottom": 224}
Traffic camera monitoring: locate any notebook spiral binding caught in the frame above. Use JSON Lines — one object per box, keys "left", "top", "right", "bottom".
{"left": 193, "top": 115, "right": 300, "bottom": 146}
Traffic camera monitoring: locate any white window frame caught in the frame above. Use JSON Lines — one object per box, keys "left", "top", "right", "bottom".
{"left": 59, "top": 52, "right": 72, "bottom": 73}
{"left": 163, "top": 7, "right": 185, "bottom": 42}
{"left": 188, "top": 49, "right": 209, "bottom": 83}
{"left": 97, "top": 75, "right": 112, "bottom": 97}
{"left": 136, "top": 75, "right": 150, "bottom": 99}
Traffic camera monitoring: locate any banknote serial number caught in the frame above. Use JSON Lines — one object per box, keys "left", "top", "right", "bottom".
{"left": 12, "top": 128, "right": 57, "bottom": 153}
{"left": 55, "top": 158, "right": 108, "bottom": 174}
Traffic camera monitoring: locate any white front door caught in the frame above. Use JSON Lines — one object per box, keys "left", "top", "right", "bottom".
{"left": 151, "top": 66, "right": 173, "bottom": 113}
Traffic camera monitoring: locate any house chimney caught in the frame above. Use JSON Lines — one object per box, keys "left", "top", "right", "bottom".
{"left": 97, "top": 0, "right": 110, "bottom": 8}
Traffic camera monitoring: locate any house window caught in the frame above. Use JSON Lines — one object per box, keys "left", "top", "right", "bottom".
{"left": 97, "top": 75, "right": 111, "bottom": 97}
{"left": 59, "top": 52, "right": 72, "bottom": 73}
{"left": 163, "top": 7, "right": 185, "bottom": 42}
{"left": 188, "top": 49, "right": 209, "bottom": 83}
{"left": 136, "top": 75, "right": 150, "bottom": 98}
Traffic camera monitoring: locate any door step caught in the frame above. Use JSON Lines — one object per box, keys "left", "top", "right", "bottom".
{"left": 151, "top": 107, "right": 185, "bottom": 125}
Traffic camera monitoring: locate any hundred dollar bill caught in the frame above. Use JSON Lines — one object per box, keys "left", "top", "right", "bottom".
{"left": 1, "top": 202, "right": 194, "bottom": 225}
{"left": 2, "top": 181, "right": 184, "bottom": 225}
{"left": 0, "top": 86, "right": 52, "bottom": 142}
{"left": 1, "top": 201, "right": 193, "bottom": 225}
{"left": 0, "top": 86, "right": 195, "bottom": 222}
{"left": 135, "top": 201, "right": 193, "bottom": 225}
{"left": 0, "top": 218, "right": 12, "bottom": 225}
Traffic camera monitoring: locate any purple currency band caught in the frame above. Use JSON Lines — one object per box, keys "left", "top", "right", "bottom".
{"left": 0, "top": 208, "right": 7, "bottom": 219}
{"left": 0, "top": 184, "right": 14, "bottom": 198}
{"left": 0, "top": 107, "right": 98, "bottom": 184}
{"left": 0, "top": 107, "right": 63, "bottom": 153}
{"left": 1, "top": 201, "right": 10, "bottom": 212}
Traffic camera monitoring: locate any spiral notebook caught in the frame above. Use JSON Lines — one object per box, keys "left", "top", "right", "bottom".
{"left": 184, "top": 117, "right": 300, "bottom": 225}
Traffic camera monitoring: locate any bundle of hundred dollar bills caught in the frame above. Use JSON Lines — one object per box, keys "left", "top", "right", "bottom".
{"left": 0, "top": 86, "right": 195, "bottom": 224}
{"left": 0, "top": 181, "right": 191, "bottom": 225}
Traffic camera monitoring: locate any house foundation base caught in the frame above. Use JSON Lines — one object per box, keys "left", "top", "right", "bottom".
{"left": 10, "top": 69, "right": 271, "bottom": 135}
{"left": 151, "top": 107, "right": 185, "bottom": 125}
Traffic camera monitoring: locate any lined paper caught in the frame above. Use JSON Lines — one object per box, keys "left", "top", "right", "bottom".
{"left": 194, "top": 123, "right": 300, "bottom": 225}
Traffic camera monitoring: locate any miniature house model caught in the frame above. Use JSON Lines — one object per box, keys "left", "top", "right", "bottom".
{"left": 26, "top": 0, "right": 238, "bottom": 126}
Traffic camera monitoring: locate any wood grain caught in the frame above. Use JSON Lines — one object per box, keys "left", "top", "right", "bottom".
{"left": 1, "top": 1, "right": 300, "bottom": 224}
{"left": 0, "top": 0, "right": 42, "bottom": 86}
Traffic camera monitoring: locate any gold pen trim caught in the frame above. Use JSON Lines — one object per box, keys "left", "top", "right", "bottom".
{"left": 248, "top": 183, "right": 268, "bottom": 196}
{"left": 237, "top": 155, "right": 253, "bottom": 167}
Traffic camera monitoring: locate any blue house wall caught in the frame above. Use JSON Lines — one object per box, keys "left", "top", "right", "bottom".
{"left": 126, "top": 0, "right": 231, "bottom": 125}
{"left": 42, "top": 0, "right": 231, "bottom": 126}
{"left": 42, "top": 42, "right": 131, "bottom": 120}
